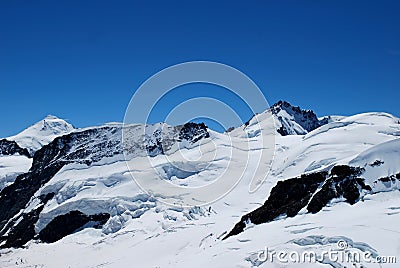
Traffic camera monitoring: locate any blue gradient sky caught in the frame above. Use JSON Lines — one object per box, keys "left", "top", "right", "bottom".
{"left": 1, "top": 1, "right": 399, "bottom": 136}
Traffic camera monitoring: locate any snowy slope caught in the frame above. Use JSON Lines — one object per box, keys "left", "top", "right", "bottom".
{"left": 0, "top": 155, "right": 32, "bottom": 191}
{"left": 271, "top": 112, "right": 400, "bottom": 179}
{"left": 0, "top": 139, "right": 32, "bottom": 190}
{"left": 0, "top": 103, "right": 399, "bottom": 268}
{"left": 7, "top": 115, "right": 74, "bottom": 155}
{"left": 350, "top": 138, "right": 400, "bottom": 192}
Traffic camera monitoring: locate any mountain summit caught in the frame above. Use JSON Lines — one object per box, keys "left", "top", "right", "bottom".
{"left": 270, "top": 100, "right": 330, "bottom": 135}
{"left": 7, "top": 115, "right": 74, "bottom": 155}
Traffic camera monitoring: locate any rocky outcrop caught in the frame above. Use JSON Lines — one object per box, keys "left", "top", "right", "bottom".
{"left": 224, "top": 165, "right": 372, "bottom": 240}
{"left": 178, "top": 122, "right": 210, "bottom": 143}
{"left": 145, "top": 122, "right": 210, "bottom": 156}
{"left": 307, "top": 166, "right": 370, "bottom": 213}
{"left": 0, "top": 193, "right": 54, "bottom": 248}
{"left": 38, "top": 211, "right": 110, "bottom": 243}
{"left": 0, "top": 139, "right": 31, "bottom": 158}
{"left": 223, "top": 172, "right": 327, "bottom": 239}
{"left": 377, "top": 173, "right": 400, "bottom": 183}
{"left": 270, "top": 101, "right": 330, "bottom": 136}
{"left": 0, "top": 161, "right": 65, "bottom": 237}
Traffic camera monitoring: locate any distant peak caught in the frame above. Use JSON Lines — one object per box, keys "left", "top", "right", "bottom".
{"left": 272, "top": 100, "right": 308, "bottom": 112}
{"left": 269, "top": 100, "right": 329, "bottom": 135}
{"left": 6, "top": 115, "right": 75, "bottom": 154}
{"left": 44, "top": 115, "right": 61, "bottom": 120}
{"left": 273, "top": 100, "right": 289, "bottom": 107}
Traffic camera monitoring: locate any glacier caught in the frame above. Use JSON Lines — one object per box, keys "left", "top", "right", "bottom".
{"left": 0, "top": 101, "right": 399, "bottom": 267}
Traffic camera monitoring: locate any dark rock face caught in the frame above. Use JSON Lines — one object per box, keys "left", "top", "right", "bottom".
{"left": 0, "top": 162, "right": 65, "bottom": 236}
{"left": 39, "top": 211, "right": 110, "bottom": 243}
{"left": 178, "top": 122, "right": 210, "bottom": 143}
{"left": 224, "top": 165, "right": 372, "bottom": 240}
{"left": 377, "top": 173, "right": 400, "bottom": 183}
{"left": 146, "top": 129, "right": 164, "bottom": 156}
{"left": 145, "top": 122, "right": 209, "bottom": 156}
{"left": 370, "top": 160, "right": 384, "bottom": 167}
{"left": 0, "top": 193, "right": 54, "bottom": 248}
{"left": 226, "top": 127, "right": 235, "bottom": 133}
{"left": 307, "top": 166, "right": 368, "bottom": 213}
{"left": 224, "top": 172, "right": 327, "bottom": 239}
{"left": 0, "top": 127, "right": 121, "bottom": 248}
{"left": 0, "top": 130, "right": 83, "bottom": 236}
{"left": 0, "top": 126, "right": 135, "bottom": 230}
{"left": 271, "top": 101, "right": 330, "bottom": 136}
{"left": 0, "top": 139, "right": 31, "bottom": 158}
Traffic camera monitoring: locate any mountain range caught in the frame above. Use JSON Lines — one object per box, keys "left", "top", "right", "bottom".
{"left": 0, "top": 101, "right": 399, "bottom": 267}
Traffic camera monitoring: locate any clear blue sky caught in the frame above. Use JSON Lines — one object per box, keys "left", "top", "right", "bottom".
{"left": 1, "top": 0, "right": 399, "bottom": 136}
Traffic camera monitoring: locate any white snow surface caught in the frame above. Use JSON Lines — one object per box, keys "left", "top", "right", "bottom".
{"left": 7, "top": 115, "right": 74, "bottom": 154}
{"left": 1, "top": 111, "right": 400, "bottom": 267}
{"left": 0, "top": 155, "right": 32, "bottom": 191}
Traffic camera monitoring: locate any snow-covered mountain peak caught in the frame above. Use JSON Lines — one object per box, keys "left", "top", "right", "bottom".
{"left": 44, "top": 114, "right": 60, "bottom": 120}
{"left": 8, "top": 115, "right": 75, "bottom": 155}
{"left": 269, "top": 100, "right": 330, "bottom": 135}
{"left": 240, "top": 100, "right": 330, "bottom": 136}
